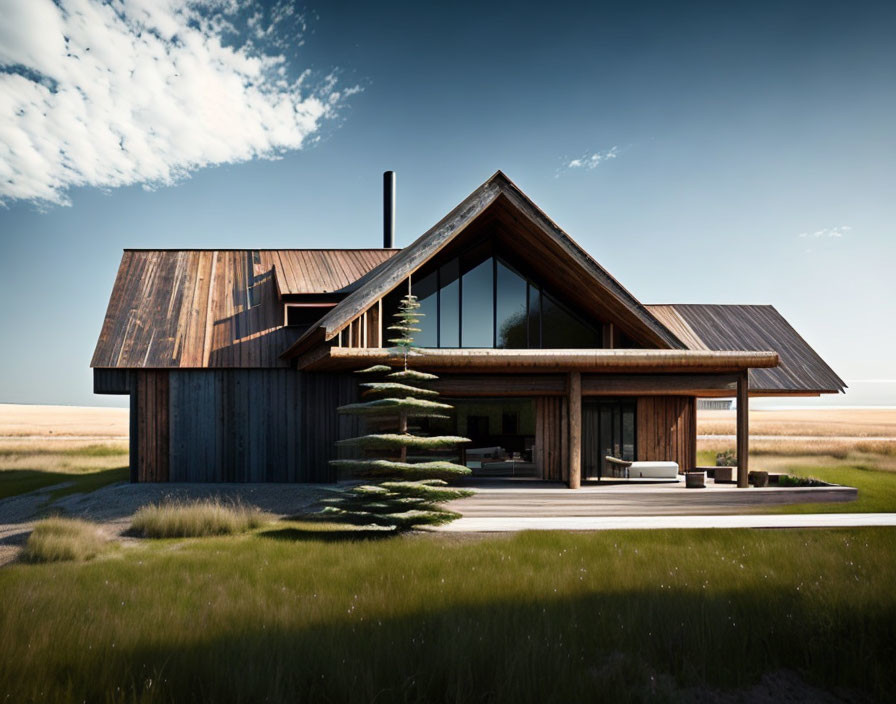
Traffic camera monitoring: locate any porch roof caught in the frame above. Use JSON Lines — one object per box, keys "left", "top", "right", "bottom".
{"left": 296, "top": 347, "right": 779, "bottom": 373}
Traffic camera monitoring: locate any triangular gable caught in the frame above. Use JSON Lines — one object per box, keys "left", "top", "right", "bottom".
{"left": 283, "top": 171, "right": 684, "bottom": 358}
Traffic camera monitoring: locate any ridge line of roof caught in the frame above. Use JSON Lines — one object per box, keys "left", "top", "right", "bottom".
{"left": 122, "top": 248, "right": 401, "bottom": 252}
{"left": 646, "top": 303, "right": 776, "bottom": 308}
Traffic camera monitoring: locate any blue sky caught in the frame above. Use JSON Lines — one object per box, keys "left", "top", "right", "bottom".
{"left": 1, "top": 0, "right": 894, "bottom": 407}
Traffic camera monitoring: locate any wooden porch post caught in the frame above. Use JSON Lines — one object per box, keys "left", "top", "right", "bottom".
{"left": 568, "top": 372, "right": 582, "bottom": 489}
{"left": 737, "top": 371, "right": 749, "bottom": 488}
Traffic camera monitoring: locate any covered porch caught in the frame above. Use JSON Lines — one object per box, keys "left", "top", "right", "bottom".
{"left": 301, "top": 347, "right": 779, "bottom": 489}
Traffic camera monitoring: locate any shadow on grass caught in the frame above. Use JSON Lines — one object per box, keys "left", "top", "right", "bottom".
{"left": 258, "top": 522, "right": 396, "bottom": 543}
{"left": 0, "top": 467, "right": 128, "bottom": 503}
{"left": 2, "top": 585, "right": 889, "bottom": 704}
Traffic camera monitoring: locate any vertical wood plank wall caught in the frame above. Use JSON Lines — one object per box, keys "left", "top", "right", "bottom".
{"left": 636, "top": 396, "right": 697, "bottom": 472}
{"left": 535, "top": 397, "right": 568, "bottom": 482}
{"left": 130, "top": 371, "right": 698, "bottom": 483}
{"left": 134, "top": 371, "right": 170, "bottom": 481}
{"left": 132, "top": 369, "right": 359, "bottom": 482}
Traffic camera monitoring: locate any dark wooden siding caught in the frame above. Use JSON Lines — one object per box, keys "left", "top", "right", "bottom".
{"left": 636, "top": 396, "right": 696, "bottom": 472}
{"left": 131, "top": 370, "right": 359, "bottom": 483}
{"left": 134, "top": 371, "right": 170, "bottom": 481}
{"left": 535, "top": 396, "right": 568, "bottom": 482}
{"left": 94, "top": 369, "right": 131, "bottom": 394}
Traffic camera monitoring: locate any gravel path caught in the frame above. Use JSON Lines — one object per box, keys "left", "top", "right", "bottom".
{"left": 0, "top": 482, "right": 338, "bottom": 566}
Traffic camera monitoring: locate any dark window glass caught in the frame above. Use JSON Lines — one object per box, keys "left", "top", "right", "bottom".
{"left": 461, "top": 258, "right": 494, "bottom": 347}
{"left": 467, "top": 415, "right": 489, "bottom": 440}
{"left": 502, "top": 411, "right": 518, "bottom": 435}
{"left": 527, "top": 285, "right": 541, "bottom": 347}
{"left": 541, "top": 292, "right": 603, "bottom": 348}
{"left": 286, "top": 305, "right": 330, "bottom": 328}
{"left": 495, "top": 260, "right": 528, "bottom": 348}
{"left": 622, "top": 406, "right": 635, "bottom": 460}
{"left": 439, "top": 260, "right": 460, "bottom": 347}
{"left": 599, "top": 406, "right": 615, "bottom": 476}
{"left": 412, "top": 271, "right": 438, "bottom": 347}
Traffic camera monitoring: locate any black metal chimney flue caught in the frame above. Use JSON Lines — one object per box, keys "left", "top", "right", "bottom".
{"left": 383, "top": 170, "right": 395, "bottom": 248}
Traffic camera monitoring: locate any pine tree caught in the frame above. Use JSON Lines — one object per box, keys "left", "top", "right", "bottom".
{"left": 319, "top": 292, "right": 473, "bottom": 530}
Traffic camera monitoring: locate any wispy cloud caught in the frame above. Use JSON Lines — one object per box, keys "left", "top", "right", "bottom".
{"left": 798, "top": 225, "right": 853, "bottom": 239}
{"left": 564, "top": 146, "right": 619, "bottom": 171}
{"left": 0, "top": 0, "right": 355, "bottom": 207}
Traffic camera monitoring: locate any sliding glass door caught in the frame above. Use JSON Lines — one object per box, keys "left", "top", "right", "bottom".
{"left": 582, "top": 400, "right": 636, "bottom": 480}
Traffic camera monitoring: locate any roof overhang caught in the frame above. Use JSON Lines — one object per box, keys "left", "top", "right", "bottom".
{"left": 296, "top": 347, "right": 779, "bottom": 373}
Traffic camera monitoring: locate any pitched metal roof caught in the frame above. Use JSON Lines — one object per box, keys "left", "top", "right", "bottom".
{"left": 91, "top": 249, "right": 395, "bottom": 368}
{"left": 646, "top": 304, "right": 846, "bottom": 394}
{"left": 283, "top": 171, "right": 686, "bottom": 358}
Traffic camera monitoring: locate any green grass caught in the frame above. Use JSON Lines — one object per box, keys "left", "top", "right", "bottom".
{"left": 131, "top": 500, "right": 269, "bottom": 538}
{"left": 766, "top": 462, "right": 896, "bottom": 513}
{"left": 0, "top": 442, "right": 129, "bottom": 500}
{"left": 0, "top": 466, "right": 128, "bottom": 501}
{"left": 1, "top": 527, "right": 894, "bottom": 702}
{"left": 697, "top": 448, "right": 896, "bottom": 513}
{"left": 21, "top": 517, "right": 109, "bottom": 563}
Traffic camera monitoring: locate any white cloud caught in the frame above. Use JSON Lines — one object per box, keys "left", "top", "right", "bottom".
{"left": 0, "top": 0, "right": 354, "bottom": 206}
{"left": 798, "top": 225, "right": 853, "bottom": 239}
{"left": 565, "top": 146, "right": 619, "bottom": 171}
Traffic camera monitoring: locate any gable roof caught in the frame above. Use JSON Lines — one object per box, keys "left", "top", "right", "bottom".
{"left": 283, "top": 171, "right": 685, "bottom": 358}
{"left": 91, "top": 249, "right": 395, "bottom": 368}
{"left": 646, "top": 304, "right": 846, "bottom": 394}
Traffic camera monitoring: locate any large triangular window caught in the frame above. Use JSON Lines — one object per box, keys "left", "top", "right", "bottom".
{"left": 406, "top": 246, "right": 604, "bottom": 349}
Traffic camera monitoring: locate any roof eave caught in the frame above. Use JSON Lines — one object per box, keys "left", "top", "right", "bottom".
{"left": 297, "top": 347, "right": 779, "bottom": 372}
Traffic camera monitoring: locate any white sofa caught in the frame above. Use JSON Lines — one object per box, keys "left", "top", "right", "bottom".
{"left": 628, "top": 461, "right": 679, "bottom": 479}
{"left": 606, "top": 457, "right": 679, "bottom": 479}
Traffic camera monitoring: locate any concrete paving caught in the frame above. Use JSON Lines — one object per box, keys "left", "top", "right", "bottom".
{"left": 438, "top": 513, "right": 896, "bottom": 532}
{"left": 448, "top": 478, "right": 858, "bottom": 517}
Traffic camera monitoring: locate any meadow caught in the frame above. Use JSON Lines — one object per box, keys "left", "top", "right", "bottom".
{"left": 1, "top": 405, "right": 895, "bottom": 701}
{"left": 1, "top": 526, "right": 894, "bottom": 703}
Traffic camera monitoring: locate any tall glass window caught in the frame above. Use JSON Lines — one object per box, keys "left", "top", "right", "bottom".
{"left": 414, "top": 271, "right": 438, "bottom": 348}
{"left": 439, "top": 260, "right": 460, "bottom": 347}
{"left": 541, "top": 291, "right": 603, "bottom": 348}
{"left": 527, "top": 284, "right": 541, "bottom": 347}
{"left": 410, "top": 251, "right": 604, "bottom": 349}
{"left": 496, "top": 261, "right": 527, "bottom": 348}
{"left": 461, "top": 258, "right": 494, "bottom": 347}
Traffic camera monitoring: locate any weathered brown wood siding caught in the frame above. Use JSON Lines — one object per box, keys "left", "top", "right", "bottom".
{"left": 134, "top": 371, "right": 170, "bottom": 481}
{"left": 535, "top": 396, "right": 568, "bottom": 482}
{"left": 636, "top": 396, "right": 696, "bottom": 472}
{"left": 130, "top": 370, "right": 358, "bottom": 483}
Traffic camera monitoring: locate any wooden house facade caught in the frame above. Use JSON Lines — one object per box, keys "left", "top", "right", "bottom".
{"left": 92, "top": 172, "right": 844, "bottom": 488}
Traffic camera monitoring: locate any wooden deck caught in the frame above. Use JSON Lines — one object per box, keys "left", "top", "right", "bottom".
{"left": 447, "top": 480, "right": 857, "bottom": 517}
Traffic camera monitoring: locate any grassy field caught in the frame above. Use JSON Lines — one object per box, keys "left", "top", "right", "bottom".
{"left": 0, "top": 441, "right": 129, "bottom": 500}
{"left": 1, "top": 406, "right": 895, "bottom": 701}
{"left": 1, "top": 526, "right": 894, "bottom": 703}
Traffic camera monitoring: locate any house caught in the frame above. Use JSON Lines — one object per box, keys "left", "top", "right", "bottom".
{"left": 91, "top": 171, "right": 845, "bottom": 487}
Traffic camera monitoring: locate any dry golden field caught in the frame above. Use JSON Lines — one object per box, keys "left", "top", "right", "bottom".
{"left": 0, "top": 403, "right": 127, "bottom": 438}
{"left": 697, "top": 407, "right": 896, "bottom": 474}
{"left": 697, "top": 407, "right": 896, "bottom": 438}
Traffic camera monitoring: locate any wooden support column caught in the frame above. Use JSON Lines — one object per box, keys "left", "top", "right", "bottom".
{"left": 568, "top": 371, "right": 582, "bottom": 489}
{"left": 737, "top": 371, "right": 749, "bottom": 488}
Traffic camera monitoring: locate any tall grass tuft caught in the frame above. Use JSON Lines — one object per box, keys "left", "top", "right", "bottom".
{"left": 131, "top": 500, "right": 268, "bottom": 539}
{"left": 23, "top": 517, "right": 108, "bottom": 563}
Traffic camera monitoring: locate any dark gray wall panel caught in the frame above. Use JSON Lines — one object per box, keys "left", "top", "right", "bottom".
{"left": 163, "top": 369, "right": 358, "bottom": 483}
